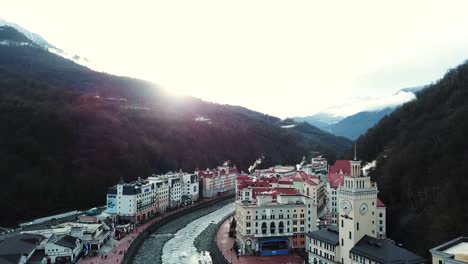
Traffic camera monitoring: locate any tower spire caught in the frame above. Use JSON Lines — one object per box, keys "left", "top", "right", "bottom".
{"left": 354, "top": 142, "right": 357, "bottom": 161}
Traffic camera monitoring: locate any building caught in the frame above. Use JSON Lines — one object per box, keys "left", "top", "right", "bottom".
{"left": 45, "top": 234, "right": 82, "bottom": 264}
{"left": 180, "top": 173, "right": 199, "bottom": 202}
{"left": 24, "top": 221, "right": 112, "bottom": 252}
{"left": 308, "top": 226, "right": 339, "bottom": 263}
{"left": 292, "top": 171, "right": 325, "bottom": 208}
{"left": 197, "top": 165, "right": 238, "bottom": 198}
{"left": 376, "top": 199, "right": 386, "bottom": 239}
{"left": 326, "top": 173, "right": 345, "bottom": 225}
{"left": 310, "top": 156, "right": 328, "bottom": 174}
{"left": 0, "top": 233, "right": 45, "bottom": 264}
{"left": 308, "top": 159, "right": 421, "bottom": 264}
{"left": 235, "top": 192, "right": 317, "bottom": 256}
{"left": 337, "top": 160, "right": 379, "bottom": 263}
{"left": 325, "top": 160, "right": 386, "bottom": 235}
{"left": 430, "top": 237, "right": 468, "bottom": 264}
{"left": 107, "top": 178, "right": 157, "bottom": 224}
{"left": 350, "top": 235, "right": 426, "bottom": 264}
{"left": 167, "top": 175, "right": 182, "bottom": 208}
{"left": 148, "top": 176, "right": 169, "bottom": 213}
{"left": 270, "top": 165, "right": 296, "bottom": 177}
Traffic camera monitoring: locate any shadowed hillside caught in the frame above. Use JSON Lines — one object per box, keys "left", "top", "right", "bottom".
{"left": 0, "top": 26, "right": 351, "bottom": 226}
{"left": 355, "top": 60, "right": 468, "bottom": 257}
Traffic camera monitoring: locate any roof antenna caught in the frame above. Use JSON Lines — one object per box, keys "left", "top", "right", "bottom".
{"left": 354, "top": 142, "right": 357, "bottom": 161}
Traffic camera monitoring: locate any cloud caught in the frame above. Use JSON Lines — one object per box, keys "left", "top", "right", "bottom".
{"left": 322, "top": 91, "right": 416, "bottom": 117}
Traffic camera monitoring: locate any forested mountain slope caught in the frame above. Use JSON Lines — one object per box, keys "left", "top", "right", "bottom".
{"left": 0, "top": 26, "right": 351, "bottom": 226}
{"left": 356, "top": 60, "right": 468, "bottom": 256}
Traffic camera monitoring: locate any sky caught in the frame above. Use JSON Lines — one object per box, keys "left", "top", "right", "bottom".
{"left": 2, "top": 0, "right": 468, "bottom": 118}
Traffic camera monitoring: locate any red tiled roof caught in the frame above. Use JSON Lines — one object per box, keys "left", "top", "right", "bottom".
{"left": 327, "top": 173, "right": 345, "bottom": 188}
{"left": 198, "top": 171, "right": 215, "bottom": 178}
{"left": 304, "top": 178, "right": 317, "bottom": 185}
{"left": 278, "top": 179, "right": 293, "bottom": 185}
{"left": 252, "top": 187, "right": 299, "bottom": 199}
{"left": 290, "top": 171, "right": 308, "bottom": 181}
{"left": 237, "top": 180, "right": 269, "bottom": 190}
{"left": 329, "top": 160, "right": 351, "bottom": 175}
{"left": 260, "top": 177, "right": 279, "bottom": 183}
{"left": 236, "top": 175, "right": 250, "bottom": 180}
{"left": 377, "top": 198, "right": 386, "bottom": 207}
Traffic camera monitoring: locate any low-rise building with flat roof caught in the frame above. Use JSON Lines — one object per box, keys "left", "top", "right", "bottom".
{"left": 430, "top": 237, "right": 468, "bottom": 264}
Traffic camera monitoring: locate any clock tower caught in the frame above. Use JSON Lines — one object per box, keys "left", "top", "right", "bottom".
{"left": 337, "top": 160, "right": 378, "bottom": 264}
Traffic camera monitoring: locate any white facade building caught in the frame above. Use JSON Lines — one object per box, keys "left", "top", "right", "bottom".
{"left": 168, "top": 176, "right": 182, "bottom": 208}
{"left": 180, "top": 173, "right": 199, "bottom": 202}
{"left": 107, "top": 178, "right": 157, "bottom": 224}
{"left": 148, "top": 176, "right": 170, "bottom": 213}
{"left": 236, "top": 193, "right": 317, "bottom": 256}
{"left": 307, "top": 160, "right": 420, "bottom": 264}
{"left": 45, "top": 234, "right": 82, "bottom": 264}
{"left": 430, "top": 237, "right": 468, "bottom": 264}
{"left": 337, "top": 160, "right": 379, "bottom": 264}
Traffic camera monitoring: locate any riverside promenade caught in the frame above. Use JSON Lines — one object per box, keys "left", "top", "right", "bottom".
{"left": 79, "top": 195, "right": 233, "bottom": 264}
{"left": 216, "top": 216, "right": 305, "bottom": 264}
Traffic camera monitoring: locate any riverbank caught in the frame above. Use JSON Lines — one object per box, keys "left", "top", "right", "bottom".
{"left": 133, "top": 199, "right": 234, "bottom": 264}
{"left": 78, "top": 194, "right": 234, "bottom": 264}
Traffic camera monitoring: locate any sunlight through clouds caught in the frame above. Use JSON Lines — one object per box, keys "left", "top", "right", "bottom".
{"left": 2, "top": 0, "right": 468, "bottom": 117}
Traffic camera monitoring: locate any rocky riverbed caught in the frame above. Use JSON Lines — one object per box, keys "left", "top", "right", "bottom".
{"left": 132, "top": 199, "right": 234, "bottom": 264}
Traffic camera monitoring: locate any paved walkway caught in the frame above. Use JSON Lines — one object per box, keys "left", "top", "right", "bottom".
{"left": 216, "top": 217, "right": 305, "bottom": 264}
{"left": 78, "top": 199, "right": 220, "bottom": 264}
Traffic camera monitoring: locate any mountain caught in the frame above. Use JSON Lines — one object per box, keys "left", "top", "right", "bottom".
{"left": 295, "top": 87, "right": 424, "bottom": 139}
{"left": 0, "top": 18, "right": 52, "bottom": 48}
{"left": 0, "top": 18, "right": 93, "bottom": 68}
{"left": 355, "top": 60, "right": 468, "bottom": 257}
{"left": 0, "top": 26, "right": 352, "bottom": 226}
{"left": 293, "top": 112, "right": 344, "bottom": 129}
{"left": 323, "top": 107, "right": 394, "bottom": 140}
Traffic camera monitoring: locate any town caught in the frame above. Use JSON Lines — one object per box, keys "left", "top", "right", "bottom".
{"left": 0, "top": 156, "right": 466, "bottom": 264}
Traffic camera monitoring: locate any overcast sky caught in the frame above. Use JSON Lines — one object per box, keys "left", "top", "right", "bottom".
{"left": 3, "top": 0, "right": 468, "bottom": 118}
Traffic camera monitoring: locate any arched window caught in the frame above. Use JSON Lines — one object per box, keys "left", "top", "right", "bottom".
{"left": 261, "top": 222, "right": 267, "bottom": 234}
{"left": 278, "top": 221, "right": 284, "bottom": 233}
{"left": 270, "top": 222, "right": 276, "bottom": 234}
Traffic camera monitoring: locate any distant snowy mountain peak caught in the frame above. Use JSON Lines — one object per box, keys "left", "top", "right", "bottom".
{"left": 294, "top": 85, "right": 425, "bottom": 135}
{"left": 320, "top": 90, "right": 416, "bottom": 117}
{"left": 0, "top": 18, "right": 94, "bottom": 69}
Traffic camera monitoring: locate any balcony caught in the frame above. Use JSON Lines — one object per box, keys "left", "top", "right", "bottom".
{"left": 254, "top": 231, "right": 293, "bottom": 238}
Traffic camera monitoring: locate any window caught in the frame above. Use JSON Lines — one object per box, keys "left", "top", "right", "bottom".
{"left": 379, "top": 213, "right": 383, "bottom": 217}
{"left": 341, "top": 219, "right": 343, "bottom": 228}
{"left": 357, "top": 222, "right": 359, "bottom": 230}
{"left": 349, "top": 231, "right": 352, "bottom": 239}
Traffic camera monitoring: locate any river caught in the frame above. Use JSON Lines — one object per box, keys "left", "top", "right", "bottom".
{"left": 132, "top": 199, "right": 234, "bottom": 264}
